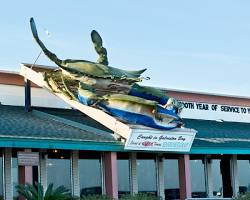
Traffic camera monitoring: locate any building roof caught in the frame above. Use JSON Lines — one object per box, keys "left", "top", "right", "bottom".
{"left": 185, "top": 119, "right": 250, "bottom": 154}
{"left": 0, "top": 105, "right": 250, "bottom": 154}
{"left": 0, "top": 105, "right": 123, "bottom": 151}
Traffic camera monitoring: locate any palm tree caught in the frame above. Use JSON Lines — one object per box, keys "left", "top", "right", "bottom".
{"left": 16, "top": 182, "right": 73, "bottom": 200}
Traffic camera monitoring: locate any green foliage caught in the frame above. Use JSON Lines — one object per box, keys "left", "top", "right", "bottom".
{"left": 79, "top": 193, "right": 160, "bottom": 200}
{"left": 81, "top": 194, "right": 113, "bottom": 200}
{"left": 16, "top": 182, "right": 73, "bottom": 200}
{"left": 120, "top": 193, "right": 161, "bottom": 200}
{"left": 233, "top": 192, "right": 250, "bottom": 200}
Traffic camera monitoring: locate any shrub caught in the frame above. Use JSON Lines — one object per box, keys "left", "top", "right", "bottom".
{"left": 80, "top": 194, "right": 113, "bottom": 200}
{"left": 80, "top": 193, "right": 161, "bottom": 200}
{"left": 233, "top": 192, "right": 250, "bottom": 200}
{"left": 16, "top": 182, "right": 73, "bottom": 200}
{"left": 120, "top": 193, "right": 161, "bottom": 200}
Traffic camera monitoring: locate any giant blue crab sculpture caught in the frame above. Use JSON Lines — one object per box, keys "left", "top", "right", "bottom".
{"left": 30, "top": 18, "right": 183, "bottom": 130}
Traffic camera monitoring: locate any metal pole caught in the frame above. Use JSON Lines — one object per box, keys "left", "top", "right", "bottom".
{"left": 24, "top": 78, "right": 31, "bottom": 112}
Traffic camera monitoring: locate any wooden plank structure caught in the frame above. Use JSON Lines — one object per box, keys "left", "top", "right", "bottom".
{"left": 20, "top": 64, "right": 196, "bottom": 152}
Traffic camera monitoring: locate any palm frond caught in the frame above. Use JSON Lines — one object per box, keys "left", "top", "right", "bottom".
{"left": 16, "top": 182, "right": 73, "bottom": 200}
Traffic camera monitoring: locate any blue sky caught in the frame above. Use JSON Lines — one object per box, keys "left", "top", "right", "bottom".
{"left": 1, "top": 1, "right": 250, "bottom": 96}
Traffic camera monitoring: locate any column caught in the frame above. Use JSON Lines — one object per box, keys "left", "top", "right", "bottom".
{"left": 231, "top": 155, "right": 239, "bottom": 197}
{"left": 156, "top": 155, "right": 165, "bottom": 200}
{"left": 101, "top": 153, "right": 106, "bottom": 195}
{"left": 104, "top": 152, "right": 118, "bottom": 199}
{"left": 39, "top": 153, "right": 48, "bottom": 191}
{"left": 204, "top": 155, "right": 213, "bottom": 198}
{"left": 129, "top": 152, "right": 138, "bottom": 195}
{"left": 3, "top": 148, "right": 13, "bottom": 200}
{"left": 18, "top": 149, "right": 33, "bottom": 185}
{"left": 178, "top": 154, "right": 192, "bottom": 200}
{"left": 71, "top": 150, "right": 80, "bottom": 197}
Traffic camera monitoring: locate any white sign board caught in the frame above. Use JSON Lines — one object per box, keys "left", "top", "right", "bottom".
{"left": 17, "top": 152, "right": 39, "bottom": 166}
{"left": 180, "top": 101, "right": 250, "bottom": 123}
{"left": 125, "top": 128, "right": 196, "bottom": 152}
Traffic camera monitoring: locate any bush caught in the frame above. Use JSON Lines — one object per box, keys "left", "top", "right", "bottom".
{"left": 233, "top": 192, "right": 250, "bottom": 200}
{"left": 16, "top": 182, "right": 73, "bottom": 200}
{"left": 120, "top": 193, "right": 161, "bottom": 200}
{"left": 80, "top": 193, "right": 161, "bottom": 200}
{"left": 81, "top": 195, "right": 113, "bottom": 200}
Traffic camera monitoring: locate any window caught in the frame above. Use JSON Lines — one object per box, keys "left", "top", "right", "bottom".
{"left": 47, "top": 150, "right": 71, "bottom": 190}
{"left": 79, "top": 151, "right": 102, "bottom": 197}
{"left": 190, "top": 159, "right": 206, "bottom": 198}
{"left": 117, "top": 153, "right": 130, "bottom": 196}
{"left": 164, "top": 159, "right": 179, "bottom": 200}
{"left": 137, "top": 156, "right": 157, "bottom": 195}
{"left": 212, "top": 159, "right": 223, "bottom": 197}
{"left": 238, "top": 159, "right": 250, "bottom": 193}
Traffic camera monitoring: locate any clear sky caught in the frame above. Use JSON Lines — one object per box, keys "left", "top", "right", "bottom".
{"left": 0, "top": 1, "right": 250, "bottom": 96}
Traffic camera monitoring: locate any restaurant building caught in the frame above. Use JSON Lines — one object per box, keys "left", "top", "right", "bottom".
{"left": 0, "top": 65, "right": 249, "bottom": 200}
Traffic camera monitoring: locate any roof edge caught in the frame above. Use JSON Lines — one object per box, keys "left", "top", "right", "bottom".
{"left": 32, "top": 109, "right": 114, "bottom": 138}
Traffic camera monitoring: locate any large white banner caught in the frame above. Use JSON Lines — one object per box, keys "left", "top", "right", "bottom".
{"left": 179, "top": 101, "right": 250, "bottom": 123}
{"left": 125, "top": 128, "right": 196, "bottom": 152}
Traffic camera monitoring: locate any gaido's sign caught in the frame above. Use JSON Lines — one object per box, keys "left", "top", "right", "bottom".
{"left": 180, "top": 101, "right": 250, "bottom": 123}
{"left": 125, "top": 128, "right": 196, "bottom": 152}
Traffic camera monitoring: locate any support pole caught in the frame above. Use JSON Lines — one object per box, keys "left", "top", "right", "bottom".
{"left": 39, "top": 153, "right": 48, "bottom": 191}
{"left": 101, "top": 153, "right": 106, "bottom": 195}
{"left": 24, "top": 78, "right": 31, "bottom": 112}
{"left": 129, "top": 152, "right": 138, "bottom": 195}
{"left": 3, "top": 148, "right": 13, "bottom": 200}
{"left": 231, "top": 155, "right": 239, "bottom": 197}
{"left": 104, "top": 152, "right": 118, "bottom": 199}
{"left": 178, "top": 154, "right": 192, "bottom": 200}
{"left": 156, "top": 154, "right": 165, "bottom": 200}
{"left": 71, "top": 150, "right": 80, "bottom": 197}
{"left": 204, "top": 155, "right": 213, "bottom": 198}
